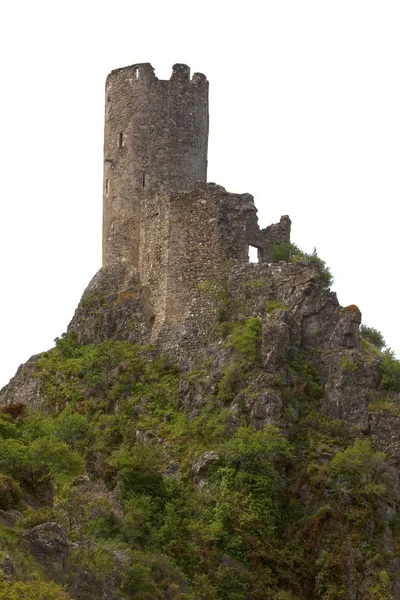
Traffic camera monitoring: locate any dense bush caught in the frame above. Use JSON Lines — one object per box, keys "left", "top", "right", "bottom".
{"left": 1, "top": 330, "right": 398, "bottom": 599}
{"left": 0, "top": 473, "right": 21, "bottom": 509}
{"left": 0, "top": 580, "right": 70, "bottom": 599}
{"left": 360, "top": 325, "right": 386, "bottom": 350}
{"left": 380, "top": 349, "right": 400, "bottom": 392}
{"left": 272, "top": 242, "right": 303, "bottom": 262}
{"left": 324, "top": 439, "right": 389, "bottom": 508}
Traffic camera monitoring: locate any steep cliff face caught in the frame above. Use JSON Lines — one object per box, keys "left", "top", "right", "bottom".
{"left": 0, "top": 256, "right": 400, "bottom": 599}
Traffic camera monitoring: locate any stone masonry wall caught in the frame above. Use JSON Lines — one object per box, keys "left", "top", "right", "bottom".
{"left": 138, "top": 183, "right": 288, "bottom": 338}
{"left": 103, "top": 63, "right": 209, "bottom": 270}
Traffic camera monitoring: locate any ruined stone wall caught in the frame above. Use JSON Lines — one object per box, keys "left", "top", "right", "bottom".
{"left": 103, "top": 63, "right": 209, "bottom": 269}
{"left": 262, "top": 215, "right": 291, "bottom": 261}
{"left": 138, "top": 184, "right": 272, "bottom": 336}
{"left": 102, "top": 61, "right": 293, "bottom": 342}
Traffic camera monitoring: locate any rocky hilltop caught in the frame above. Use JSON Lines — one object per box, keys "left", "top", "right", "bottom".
{"left": 1, "top": 250, "right": 400, "bottom": 599}
{"left": 0, "top": 62, "right": 399, "bottom": 599}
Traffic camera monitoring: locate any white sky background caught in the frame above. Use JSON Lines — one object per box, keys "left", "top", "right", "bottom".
{"left": 0, "top": 0, "right": 399, "bottom": 387}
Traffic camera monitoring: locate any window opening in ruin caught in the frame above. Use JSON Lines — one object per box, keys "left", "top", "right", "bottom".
{"left": 105, "top": 178, "right": 109, "bottom": 194}
{"left": 248, "top": 246, "right": 259, "bottom": 263}
{"left": 118, "top": 133, "right": 123, "bottom": 148}
{"left": 142, "top": 173, "right": 146, "bottom": 188}
{"left": 133, "top": 67, "right": 139, "bottom": 79}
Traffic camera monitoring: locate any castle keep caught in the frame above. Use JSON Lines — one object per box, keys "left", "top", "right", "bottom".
{"left": 102, "top": 63, "right": 291, "bottom": 338}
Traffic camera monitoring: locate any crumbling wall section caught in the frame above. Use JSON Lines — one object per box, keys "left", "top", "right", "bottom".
{"left": 138, "top": 183, "right": 280, "bottom": 337}
{"left": 262, "top": 215, "right": 292, "bottom": 262}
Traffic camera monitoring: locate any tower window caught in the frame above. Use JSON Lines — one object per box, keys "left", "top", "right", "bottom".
{"left": 105, "top": 178, "right": 109, "bottom": 194}
{"left": 118, "top": 133, "right": 123, "bottom": 148}
{"left": 248, "top": 246, "right": 259, "bottom": 263}
{"left": 133, "top": 67, "right": 139, "bottom": 79}
{"left": 142, "top": 173, "right": 146, "bottom": 188}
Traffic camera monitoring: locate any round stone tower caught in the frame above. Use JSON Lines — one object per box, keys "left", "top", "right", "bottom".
{"left": 102, "top": 63, "right": 209, "bottom": 268}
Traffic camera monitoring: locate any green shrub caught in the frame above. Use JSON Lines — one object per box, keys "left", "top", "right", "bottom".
{"left": 340, "top": 353, "right": 358, "bottom": 373}
{"left": 0, "top": 435, "right": 83, "bottom": 491}
{"left": 110, "top": 443, "right": 166, "bottom": 500}
{"left": 0, "top": 473, "right": 21, "bottom": 509}
{"left": 305, "top": 249, "right": 334, "bottom": 288}
{"left": 360, "top": 325, "right": 386, "bottom": 351}
{"left": 230, "top": 317, "right": 261, "bottom": 364}
{"left": 325, "top": 439, "right": 390, "bottom": 508}
{"left": 380, "top": 349, "right": 400, "bottom": 392}
{"left": 0, "top": 580, "right": 71, "bottom": 599}
{"left": 221, "top": 425, "right": 293, "bottom": 475}
{"left": 122, "top": 495, "right": 156, "bottom": 546}
{"left": 272, "top": 242, "right": 303, "bottom": 262}
{"left": 217, "top": 365, "right": 244, "bottom": 402}
{"left": 266, "top": 300, "right": 288, "bottom": 314}
{"left": 54, "top": 410, "right": 95, "bottom": 452}
{"left": 368, "top": 397, "right": 398, "bottom": 413}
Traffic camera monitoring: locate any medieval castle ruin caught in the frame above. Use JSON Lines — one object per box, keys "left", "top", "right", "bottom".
{"left": 102, "top": 63, "right": 291, "bottom": 342}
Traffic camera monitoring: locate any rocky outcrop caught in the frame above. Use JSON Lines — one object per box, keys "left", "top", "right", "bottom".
{"left": 0, "top": 554, "right": 16, "bottom": 578}
{"left": 0, "top": 510, "right": 21, "bottom": 527}
{"left": 0, "top": 355, "right": 43, "bottom": 409}
{"left": 21, "top": 522, "right": 71, "bottom": 576}
{"left": 68, "top": 263, "right": 153, "bottom": 346}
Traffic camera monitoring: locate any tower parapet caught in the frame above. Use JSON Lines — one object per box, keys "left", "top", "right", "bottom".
{"left": 103, "top": 63, "right": 209, "bottom": 268}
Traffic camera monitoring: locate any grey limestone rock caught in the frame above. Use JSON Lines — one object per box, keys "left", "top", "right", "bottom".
{"left": 192, "top": 451, "right": 219, "bottom": 485}
{"left": 21, "top": 522, "right": 71, "bottom": 575}
{"left": 249, "top": 388, "right": 283, "bottom": 429}
{"left": 0, "top": 554, "right": 16, "bottom": 578}
{"left": 0, "top": 355, "right": 43, "bottom": 409}
{"left": 0, "top": 509, "right": 22, "bottom": 527}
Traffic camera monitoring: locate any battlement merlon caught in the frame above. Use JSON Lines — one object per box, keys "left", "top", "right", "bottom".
{"left": 106, "top": 63, "right": 208, "bottom": 87}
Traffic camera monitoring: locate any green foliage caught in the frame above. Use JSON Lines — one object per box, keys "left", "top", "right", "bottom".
{"left": 266, "top": 299, "right": 288, "bottom": 314}
{"left": 37, "top": 338, "right": 158, "bottom": 409}
{"left": 360, "top": 325, "right": 386, "bottom": 351}
{"left": 0, "top": 414, "right": 83, "bottom": 492}
{"left": 221, "top": 425, "right": 293, "bottom": 475}
{"left": 315, "top": 549, "right": 347, "bottom": 599}
{"left": 361, "top": 337, "right": 382, "bottom": 358}
{"left": 0, "top": 580, "right": 71, "bottom": 599}
{"left": 216, "top": 365, "right": 244, "bottom": 402}
{"left": 272, "top": 242, "right": 303, "bottom": 262}
{"left": 185, "top": 403, "right": 232, "bottom": 448}
{"left": 110, "top": 443, "right": 166, "bottom": 500}
{"left": 380, "top": 349, "right": 400, "bottom": 392}
{"left": 214, "top": 318, "right": 261, "bottom": 402}
{"left": 287, "top": 352, "right": 324, "bottom": 400}
{"left": 53, "top": 409, "right": 95, "bottom": 453}
{"left": 241, "top": 279, "right": 267, "bottom": 294}
{"left": 324, "top": 440, "right": 389, "bottom": 508}
{"left": 121, "top": 495, "right": 156, "bottom": 547}
{"left": 366, "top": 570, "right": 392, "bottom": 600}
{"left": 230, "top": 317, "right": 261, "bottom": 364}
{"left": 368, "top": 397, "right": 398, "bottom": 413}
{"left": 340, "top": 352, "right": 358, "bottom": 372}
{"left": 306, "top": 248, "right": 334, "bottom": 288}
{"left": 5, "top": 334, "right": 400, "bottom": 599}
{"left": 0, "top": 473, "right": 21, "bottom": 509}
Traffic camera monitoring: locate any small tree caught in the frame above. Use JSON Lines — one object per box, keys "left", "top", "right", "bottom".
{"left": 325, "top": 439, "right": 390, "bottom": 508}
{"left": 272, "top": 242, "right": 303, "bottom": 262}
{"left": 360, "top": 325, "right": 386, "bottom": 351}
{"left": 0, "top": 580, "right": 71, "bottom": 600}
